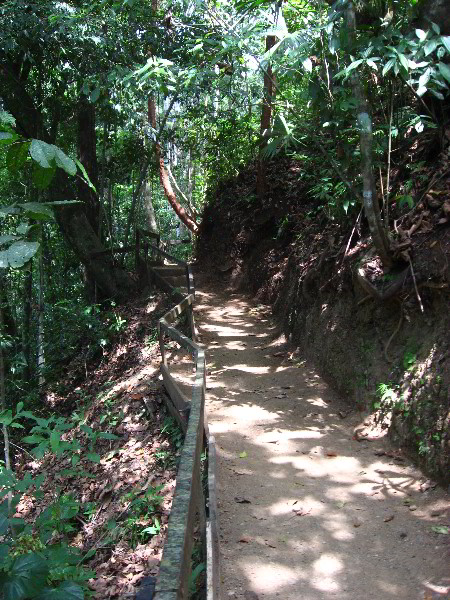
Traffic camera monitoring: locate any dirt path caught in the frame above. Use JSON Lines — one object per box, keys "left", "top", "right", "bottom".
{"left": 194, "top": 277, "right": 449, "bottom": 600}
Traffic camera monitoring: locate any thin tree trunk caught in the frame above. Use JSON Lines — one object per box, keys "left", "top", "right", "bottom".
{"left": 22, "top": 261, "right": 32, "bottom": 383}
{"left": 37, "top": 252, "right": 45, "bottom": 387}
{"left": 148, "top": 95, "right": 198, "bottom": 234}
{"left": 256, "top": 35, "right": 276, "bottom": 200}
{"left": 346, "top": 2, "right": 393, "bottom": 268}
{"left": 0, "top": 296, "right": 12, "bottom": 513}
{"left": 143, "top": 178, "right": 159, "bottom": 234}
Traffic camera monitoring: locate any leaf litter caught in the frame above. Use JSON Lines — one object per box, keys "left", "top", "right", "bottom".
{"left": 12, "top": 291, "right": 182, "bottom": 598}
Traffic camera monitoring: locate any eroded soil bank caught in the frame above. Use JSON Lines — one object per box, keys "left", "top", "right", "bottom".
{"left": 196, "top": 157, "right": 449, "bottom": 483}
{"left": 194, "top": 274, "right": 449, "bottom": 600}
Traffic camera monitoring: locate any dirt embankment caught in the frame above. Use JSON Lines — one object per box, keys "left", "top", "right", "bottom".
{"left": 196, "top": 157, "right": 450, "bottom": 483}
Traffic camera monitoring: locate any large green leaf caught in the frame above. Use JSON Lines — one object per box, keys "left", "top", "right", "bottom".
{"left": 0, "top": 513, "right": 9, "bottom": 535}
{"left": 6, "top": 241, "right": 40, "bottom": 268}
{"left": 53, "top": 147, "right": 77, "bottom": 176}
{"left": 438, "top": 62, "right": 450, "bottom": 83}
{"left": 30, "top": 139, "right": 55, "bottom": 169}
{"left": 17, "top": 203, "right": 54, "bottom": 220}
{"left": 32, "top": 163, "right": 56, "bottom": 189}
{"left": 441, "top": 36, "right": 450, "bottom": 53}
{"left": 35, "top": 581, "right": 84, "bottom": 600}
{"left": 0, "top": 235, "right": 19, "bottom": 246}
{"left": 0, "top": 543, "right": 10, "bottom": 562}
{"left": 1, "top": 553, "right": 48, "bottom": 600}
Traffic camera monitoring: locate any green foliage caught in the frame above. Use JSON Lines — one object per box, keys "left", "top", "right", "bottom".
{"left": 120, "top": 486, "right": 164, "bottom": 548}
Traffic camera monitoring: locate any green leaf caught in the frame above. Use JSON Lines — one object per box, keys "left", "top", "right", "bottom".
{"left": 431, "top": 525, "right": 448, "bottom": 534}
{"left": 438, "top": 62, "right": 450, "bottom": 83}
{"left": 347, "top": 59, "right": 364, "bottom": 73}
{"left": 0, "top": 132, "right": 17, "bottom": 146}
{"left": 366, "top": 59, "right": 378, "bottom": 70}
{"left": 50, "top": 430, "right": 60, "bottom": 454}
{"left": 34, "top": 581, "right": 84, "bottom": 600}
{"left": 10, "top": 423, "right": 25, "bottom": 429}
{"left": 382, "top": 58, "right": 396, "bottom": 76}
{"left": 97, "top": 432, "right": 119, "bottom": 440}
{"left": 424, "top": 38, "right": 439, "bottom": 56}
{"left": 0, "top": 251, "right": 7, "bottom": 269}
{"left": 441, "top": 36, "right": 450, "bottom": 53}
{"left": 0, "top": 410, "right": 13, "bottom": 425}
{"left": 17, "top": 202, "right": 54, "bottom": 220}
{"left": 30, "top": 139, "right": 55, "bottom": 169}
{"left": 86, "top": 453, "right": 101, "bottom": 463}
{"left": 0, "top": 543, "right": 10, "bottom": 562}
{"left": 418, "top": 69, "right": 431, "bottom": 87}
{"left": 0, "top": 513, "right": 9, "bottom": 535}
{"left": 22, "top": 434, "right": 46, "bottom": 444}
{"left": 90, "top": 87, "right": 100, "bottom": 103}
{"left": 398, "top": 53, "right": 409, "bottom": 72}
{"left": 6, "top": 241, "right": 40, "bottom": 268}
{"left": 415, "top": 29, "right": 427, "bottom": 42}
{"left": 239, "top": 451, "right": 247, "bottom": 458}
{"left": 75, "top": 159, "right": 97, "bottom": 192}
{"left": 0, "top": 235, "right": 19, "bottom": 246}
{"left": 431, "top": 22, "right": 440, "bottom": 35}
{"left": 32, "top": 163, "right": 56, "bottom": 189}
{"left": 2, "top": 553, "right": 49, "bottom": 600}
{"left": 16, "top": 402, "right": 24, "bottom": 414}
{"left": 6, "top": 142, "right": 29, "bottom": 172}
{"left": 54, "top": 147, "right": 77, "bottom": 176}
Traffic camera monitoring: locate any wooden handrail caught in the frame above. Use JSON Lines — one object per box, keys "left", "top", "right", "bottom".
{"left": 149, "top": 244, "right": 219, "bottom": 600}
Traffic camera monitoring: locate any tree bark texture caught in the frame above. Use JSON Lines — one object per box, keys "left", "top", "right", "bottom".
{"left": 346, "top": 2, "right": 393, "bottom": 268}
{"left": 77, "top": 97, "right": 100, "bottom": 232}
{"left": 256, "top": 35, "right": 276, "bottom": 200}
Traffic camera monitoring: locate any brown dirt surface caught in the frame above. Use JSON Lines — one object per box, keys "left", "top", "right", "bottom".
{"left": 195, "top": 273, "right": 449, "bottom": 600}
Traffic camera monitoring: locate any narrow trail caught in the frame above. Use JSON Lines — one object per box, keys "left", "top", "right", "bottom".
{"left": 194, "top": 275, "right": 449, "bottom": 600}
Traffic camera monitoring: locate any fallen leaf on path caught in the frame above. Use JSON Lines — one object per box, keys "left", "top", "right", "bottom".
{"left": 238, "top": 536, "right": 252, "bottom": 543}
{"left": 292, "top": 507, "right": 312, "bottom": 517}
{"left": 239, "top": 451, "right": 247, "bottom": 458}
{"left": 272, "top": 352, "right": 285, "bottom": 357}
{"left": 326, "top": 451, "right": 337, "bottom": 457}
{"left": 431, "top": 525, "right": 449, "bottom": 535}
{"left": 353, "top": 518, "right": 363, "bottom": 528}
{"left": 384, "top": 514, "right": 395, "bottom": 522}
{"left": 264, "top": 541, "right": 276, "bottom": 548}
{"left": 234, "top": 496, "right": 251, "bottom": 504}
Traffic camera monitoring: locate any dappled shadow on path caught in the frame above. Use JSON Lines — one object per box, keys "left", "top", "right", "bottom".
{"left": 195, "top": 285, "right": 449, "bottom": 600}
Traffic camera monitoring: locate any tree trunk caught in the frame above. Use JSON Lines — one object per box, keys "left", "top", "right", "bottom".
{"left": 77, "top": 96, "right": 100, "bottom": 233}
{"left": 22, "top": 261, "right": 32, "bottom": 383}
{"left": 143, "top": 178, "right": 159, "bottom": 233}
{"left": 148, "top": 96, "right": 198, "bottom": 234}
{"left": 1, "top": 63, "right": 135, "bottom": 300}
{"left": 256, "top": 35, "right": 276, "bottom": 200}
{"left": 346, "top": 2, "right": 393, "bottom": 268}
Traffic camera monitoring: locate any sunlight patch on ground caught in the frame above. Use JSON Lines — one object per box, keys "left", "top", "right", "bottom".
{"left": 225, "top": 364, "right": 270, "bottom": 374}
{"left": 241, "top": 560, "right": 301, "bottom": 593}
{"left": 311, "top": 553, "right": 343, "bottom": 593}
{"left": 321, "top": 513, "right": 356, "bottom": 541}
{"left": 201, "top": 323, "right": 248, "bottom": 336}
{"left": 305, "top": 396, "right": 328, "bottom": 407}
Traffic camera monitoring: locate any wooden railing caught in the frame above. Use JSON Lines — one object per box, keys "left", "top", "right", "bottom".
{"left": 134, "top": 237, "right": 219, "bottom": 600}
